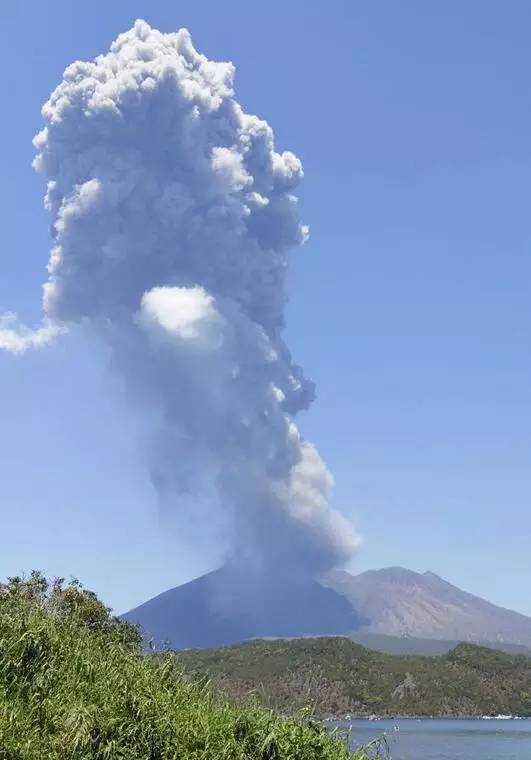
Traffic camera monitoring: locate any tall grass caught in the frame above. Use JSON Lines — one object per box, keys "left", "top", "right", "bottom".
{"left": 0, "top": 573, "right": 383, "bottom": 759}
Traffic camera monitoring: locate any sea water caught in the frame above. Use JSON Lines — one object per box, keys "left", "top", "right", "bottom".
{"left": 331, "top": 718, "right": 531, "bottom": 760}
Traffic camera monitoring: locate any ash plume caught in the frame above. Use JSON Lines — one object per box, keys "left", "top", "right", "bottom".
{"left": 1, "top": 21, "right": 359, "bottom": 578}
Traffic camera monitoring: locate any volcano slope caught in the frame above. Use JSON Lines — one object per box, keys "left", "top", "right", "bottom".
{"left": 123, "top": 568, "right": 366, "bottom": 649}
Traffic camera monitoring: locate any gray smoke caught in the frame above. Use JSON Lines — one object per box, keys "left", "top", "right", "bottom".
{"left": 1, "top": 21, "right": 359, "bottom": 577}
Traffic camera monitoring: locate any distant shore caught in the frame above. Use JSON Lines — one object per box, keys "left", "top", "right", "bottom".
{"left": 322, "top": 714, "right": 531, "bottom": 722}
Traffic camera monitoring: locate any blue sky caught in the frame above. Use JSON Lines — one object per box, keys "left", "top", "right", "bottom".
{"left": 1, "top": 1, "right": 530, "bottom": 616}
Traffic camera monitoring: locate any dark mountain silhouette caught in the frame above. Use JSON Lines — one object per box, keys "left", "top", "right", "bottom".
{"left": 124, "top": 565, "right": 531, "bottom": 652}
{"left": 123, "top": 567, "right": 364, "bottom": 649}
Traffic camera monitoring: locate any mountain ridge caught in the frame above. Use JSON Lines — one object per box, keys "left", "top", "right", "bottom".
{"left": 322, "top": 566, "right": 531, "bottom": 648}
{"left": 124, "top": 565, "right": 531, "bottom": 652}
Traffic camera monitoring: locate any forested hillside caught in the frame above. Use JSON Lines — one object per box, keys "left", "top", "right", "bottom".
{"left": 177, "top": 637, "right": 531, "bottom": 718}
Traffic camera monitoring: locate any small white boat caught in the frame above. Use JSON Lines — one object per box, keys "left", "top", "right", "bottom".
{"left": 482, "top": 714, "right": 513, "bottom": 720}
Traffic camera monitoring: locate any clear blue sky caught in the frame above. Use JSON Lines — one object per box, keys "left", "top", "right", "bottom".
{"left": 1, "top": 1, "right": 530, "bottom": 616}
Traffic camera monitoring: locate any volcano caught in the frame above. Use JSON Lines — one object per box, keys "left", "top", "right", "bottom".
{"left": 124, "top": 566, "right": 531, "bottom": 653}
{"left": 122, "top": 567, "right": 365, "bottom": 649}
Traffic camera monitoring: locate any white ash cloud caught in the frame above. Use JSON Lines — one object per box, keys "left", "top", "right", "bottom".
{"left": 1, "top": 20, "right": 360, "bottom": 574}
{"left": 0, "top": 314, "right": 64, "bottom": 353}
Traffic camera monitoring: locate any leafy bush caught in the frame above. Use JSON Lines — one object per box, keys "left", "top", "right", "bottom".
{"left": 0, "top": 573, "right": 379, "bottom": 759}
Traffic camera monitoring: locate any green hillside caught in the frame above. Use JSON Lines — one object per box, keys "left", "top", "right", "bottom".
{"left": 177, "top": 637, "right": 531, "bottom": 718}
{"left": 0, "top": 574, "right": 378, "bottom": 759}
{"left": 349, "top": 630, "right": 531, "bottom": 657}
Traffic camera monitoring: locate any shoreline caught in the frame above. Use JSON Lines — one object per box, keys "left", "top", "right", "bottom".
{"left": 322, "top": 714, "right": 531, "bottom": 722}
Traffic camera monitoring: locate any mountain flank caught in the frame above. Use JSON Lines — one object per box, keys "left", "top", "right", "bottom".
{"left": 123, "top": 567, "right": 364, "bottom": 649}
{"left": 323, "top": 567, "right": 531, "bottom": 648}
{"left": 124, "top": 566, "right": 531, "bottom": 653}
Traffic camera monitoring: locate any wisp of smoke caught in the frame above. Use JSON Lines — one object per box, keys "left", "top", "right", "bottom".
{"left": 1, "top": 21, "right": 359, "bottom": 578}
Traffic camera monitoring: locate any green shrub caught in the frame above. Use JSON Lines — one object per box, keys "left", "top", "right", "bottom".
{"left": 0, "top": 573, "right": 379, "bottom": 759}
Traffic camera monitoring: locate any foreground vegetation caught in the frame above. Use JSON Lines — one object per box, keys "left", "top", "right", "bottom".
{"left": 0, "top": 573, "right": 382, "bottom": 759}
{"left": 177, "top": 637, "right": 531, "bottom": 718}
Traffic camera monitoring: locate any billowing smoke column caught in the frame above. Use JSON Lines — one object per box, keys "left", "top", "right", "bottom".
{"left": 1, "top": 21, "right": 359, "bottom": 578}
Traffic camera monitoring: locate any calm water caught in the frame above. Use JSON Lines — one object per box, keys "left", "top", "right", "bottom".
{"left": 330, "top": 719, "right": 531, "bottom": 760}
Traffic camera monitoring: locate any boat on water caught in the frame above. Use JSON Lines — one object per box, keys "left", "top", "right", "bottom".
{"left": 481, "top": 715, "right": 514, "bottom": 720}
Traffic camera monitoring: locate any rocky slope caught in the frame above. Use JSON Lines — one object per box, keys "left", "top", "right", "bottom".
{"left": 323, "top": 567, "right": 531, "bottom": 648}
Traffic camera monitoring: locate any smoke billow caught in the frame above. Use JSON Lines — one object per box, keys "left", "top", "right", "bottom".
{"left": 1, "top": 21, "right": 359, "bottom": 579}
